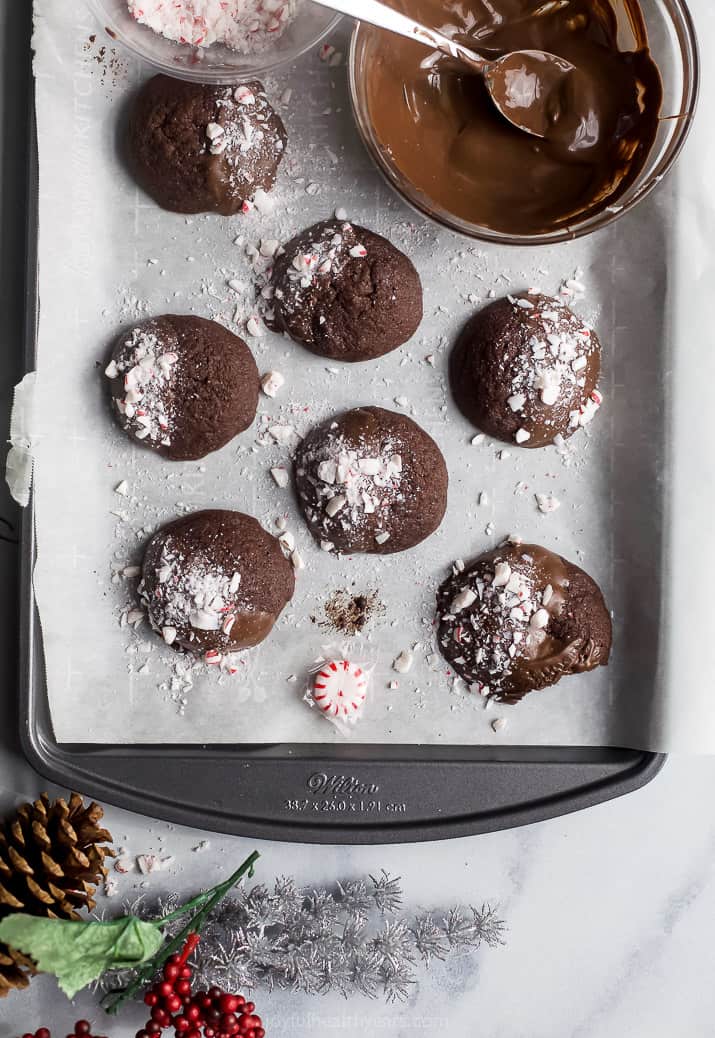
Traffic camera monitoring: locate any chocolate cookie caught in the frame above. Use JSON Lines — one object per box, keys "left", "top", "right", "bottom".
{"left": 140, "top": 510, "right": 295, "bottom": 655}
{"left": 127, "top": 76, "right": 287, "bottom": 215}
{"left": 294, "top": 406, "right": 448, "bottom": 555}
{"left": 436, "top": 542, "right": 612, "bottom": 703}
{"left": 268, "top": 220, "right": 423, "bottom": 362}
{"left": 450, "top": 292, "right": 602, "bottom": 448}
{"left": 106, "top": 315, "right": 259, "bottom": 462}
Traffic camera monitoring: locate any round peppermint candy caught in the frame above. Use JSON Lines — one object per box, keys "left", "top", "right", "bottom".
{"left": 313, "top": 660, "right": 368, "bottom": 721}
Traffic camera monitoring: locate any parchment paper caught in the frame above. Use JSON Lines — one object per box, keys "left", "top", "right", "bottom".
{"left": 28, "top": 0, "right": 715, "bottom": 749}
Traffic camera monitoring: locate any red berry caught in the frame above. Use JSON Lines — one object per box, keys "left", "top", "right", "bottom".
{"left": 186, "top": 1030, "right": 202, "bottom": 1038}
{"left": 219, "top": 995, "right": 239, "bottom": 1014}
{"left": 255, "top": 1030, "right": 265, "bottom": 1038}
{"left": 244, "top": 1004, "right": 255, "bottom": 1015}
{"left": 204, "top": 1029, "right": 216, "bottom": 1037}
{"left": 219, "top": 1015, "right": 237, "bottom": 1033}
{"left": 175, "top": 978, "right": 192, "bottom": 997}
{"left": 145, "top": 992, "right": 159, "bottom": 1007}
{"left": 164, "top": 963, "right": 181, "bottom": 982}
{"left": 75, "top": 1024, "right": 91, "bottom": 1036}
{"left": 145, "top": 1024, "right": 162, "bottom": 1035}
{"left": 158, "top": 980, "right": 174, "bottom": 997}
{"left": 173, "top": 1018, "right": 190, "bottom": 1034}
{"left": 186, "top": 1005, "right": 202, "bottom": 1023}
{"left": 180, "top": 966, "right": 192, "bottom": 979}
{"left": 208, "top": 987, "right": 223, "bottom": 1000}
{"left": 169, "top": 953, "right": 182, "bottom": 964}
{"left": 23, "top": 1032, "right": 35, "bottom": 1038}
{"left": 36, "top": 1030, "right": 51, "bottom": 1038}
{"left": 166, "top": 994, "right": 183, "bottom": 1014}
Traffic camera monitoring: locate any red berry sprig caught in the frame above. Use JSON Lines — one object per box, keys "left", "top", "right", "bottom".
{"left": 177, "top": 988, "right": 264, "bottom": 1038}
{"left": 137, "top": 934, "right": 199, "bottom": 1038}
{"left": 136, "top": 935, "right": 263, "bottom": 1038}
{"left": 19, "top": 1023, "right": 108, "bottom": 1038}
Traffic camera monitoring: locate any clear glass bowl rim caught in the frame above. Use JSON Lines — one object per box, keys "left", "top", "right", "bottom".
{"left": 85, "top": 0, "right": 343, "bottom": 82}
{"left": 348, "top": 1, "right": 701, "bottom": 246}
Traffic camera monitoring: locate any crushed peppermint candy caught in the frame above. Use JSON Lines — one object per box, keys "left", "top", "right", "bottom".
{"left": 295, "top": 413, "right": 405, "bottom": 553}
{"left": 393, "top": 650, "right": 414, "bottom": 674}
{"left": 535, "top": 493, "right": 561, "bottom": 514}
{"left": 436, "top": 545, "right": 565, "bottom": 698}
{"left": 278, "top": 529, "right": 295, "bottom": 554}
{"left": 500, "top": 292, "right": 602, "bottom": 445}
{"left": 270, "top": 221, "right": 368, "bottom": 329}
{"left": 196, "top": 84, "right": 286, "bottom": 207}
{"left": 107, "top": 323, "right": 179, "bottom": 449}
{"left": 140, "top": 536, "right": 248, "bottom": 651}
{"left": 127, "top": 0, "right": 302, "bottom": 55}
{"left": 136, "top": 853, "right": 174, "bottom": 875}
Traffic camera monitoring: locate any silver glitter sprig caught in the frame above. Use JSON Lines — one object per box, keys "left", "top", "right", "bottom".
{"left": 98, "top": 873, "right": 505, "bottom": 1004}
{"left": 191, "top": 873, "right": 505, "bottom": 1002}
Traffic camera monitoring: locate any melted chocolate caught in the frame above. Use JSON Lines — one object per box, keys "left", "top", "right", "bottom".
{"left": 436, "top": 543, "right": 612, "bottom": 702}
{"left": 364, "top": 0, "right": 663, "bottom": 235}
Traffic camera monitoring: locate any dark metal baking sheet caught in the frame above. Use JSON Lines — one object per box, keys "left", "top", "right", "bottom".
{"left": 11, "top": 4, "right": 665, "bottom": 842}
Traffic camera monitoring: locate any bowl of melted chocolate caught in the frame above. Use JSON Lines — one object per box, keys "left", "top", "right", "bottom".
{"left": 349, "top": 0, "right": 699, "bottom": 243}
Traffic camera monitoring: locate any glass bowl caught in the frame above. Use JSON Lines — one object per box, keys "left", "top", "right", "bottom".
{"left": 87, "top": 0, "right": 342, "bottom": 83}
{"left": 349, "top": 0, "right": 700, "bottom": 245}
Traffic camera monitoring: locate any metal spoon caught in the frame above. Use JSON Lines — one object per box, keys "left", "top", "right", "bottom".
{"left": 311, "top": 0, "right": 574, "bottom": 139}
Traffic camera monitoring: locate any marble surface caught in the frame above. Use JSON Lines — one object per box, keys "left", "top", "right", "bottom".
{"left": 1, "top": 758, "right": 715, "bottom": 1037}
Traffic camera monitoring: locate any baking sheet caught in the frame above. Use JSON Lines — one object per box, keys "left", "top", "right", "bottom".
{"left": 26, "top": 0, "right": 714, "bottom": 749}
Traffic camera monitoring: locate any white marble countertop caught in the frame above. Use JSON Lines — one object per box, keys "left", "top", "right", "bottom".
{"left": 1, "top": 757, "right": 715, "bottom": 1038}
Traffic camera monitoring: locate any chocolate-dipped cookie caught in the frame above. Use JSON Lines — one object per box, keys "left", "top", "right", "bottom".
{"left": 294, "top": 406, "right": 448, "bottom": 555}
{"left": 450, "top": 292, "right": 602, "bottom": 448}
{"left": 140, "top": 510, "right": 295, "bottom": 654}
{"left": 268, "top": 220, "right": 423, "bottom": 362}
{"left": 436, "top": 542, "right": 611, "bottom": 702}
{"left": 105, "top": 315, "right": 260, "bottom": 462}
{"left": 127, "top": 76, "right": 287, "bottom": 215}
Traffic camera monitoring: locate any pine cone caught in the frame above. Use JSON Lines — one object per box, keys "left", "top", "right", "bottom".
{"left": 0, "top": 943, "right": 34, "bottom": 997}
{"left": 0, "top": 792, "right": 115, "bottom": 996}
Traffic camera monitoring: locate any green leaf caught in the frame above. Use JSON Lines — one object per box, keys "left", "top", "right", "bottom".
{"left": 104, "top": 848, "right": 261, "bottom": 1016}
{"left": 0, "top": 914, "right": 164, "bottom": 999}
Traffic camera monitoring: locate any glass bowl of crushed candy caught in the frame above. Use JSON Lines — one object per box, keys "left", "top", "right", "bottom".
{"left": 87, "top": 0, "right": 341, "bottom": 82}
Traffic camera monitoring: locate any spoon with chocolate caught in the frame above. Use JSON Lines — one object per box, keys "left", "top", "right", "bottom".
{"left": 311, "top": 0, "right": 574, "bottom": 138}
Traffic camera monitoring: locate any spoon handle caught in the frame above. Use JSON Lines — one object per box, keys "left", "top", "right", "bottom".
{"left": 310, "top": 0, "right": 487, "bottom": 71}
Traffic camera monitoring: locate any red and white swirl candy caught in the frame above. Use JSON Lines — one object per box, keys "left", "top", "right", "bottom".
{"left": 312, "top": 660, "right": 368, "bottom": 722}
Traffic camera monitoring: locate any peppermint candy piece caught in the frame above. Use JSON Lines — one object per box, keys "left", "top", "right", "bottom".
{"left": 313, "top": 660, "right": 368, "bottom": 722}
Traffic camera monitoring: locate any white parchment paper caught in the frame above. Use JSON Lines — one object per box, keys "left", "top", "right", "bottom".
{"left": 29, "top": 0, "right": 715, "bottom": 748}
